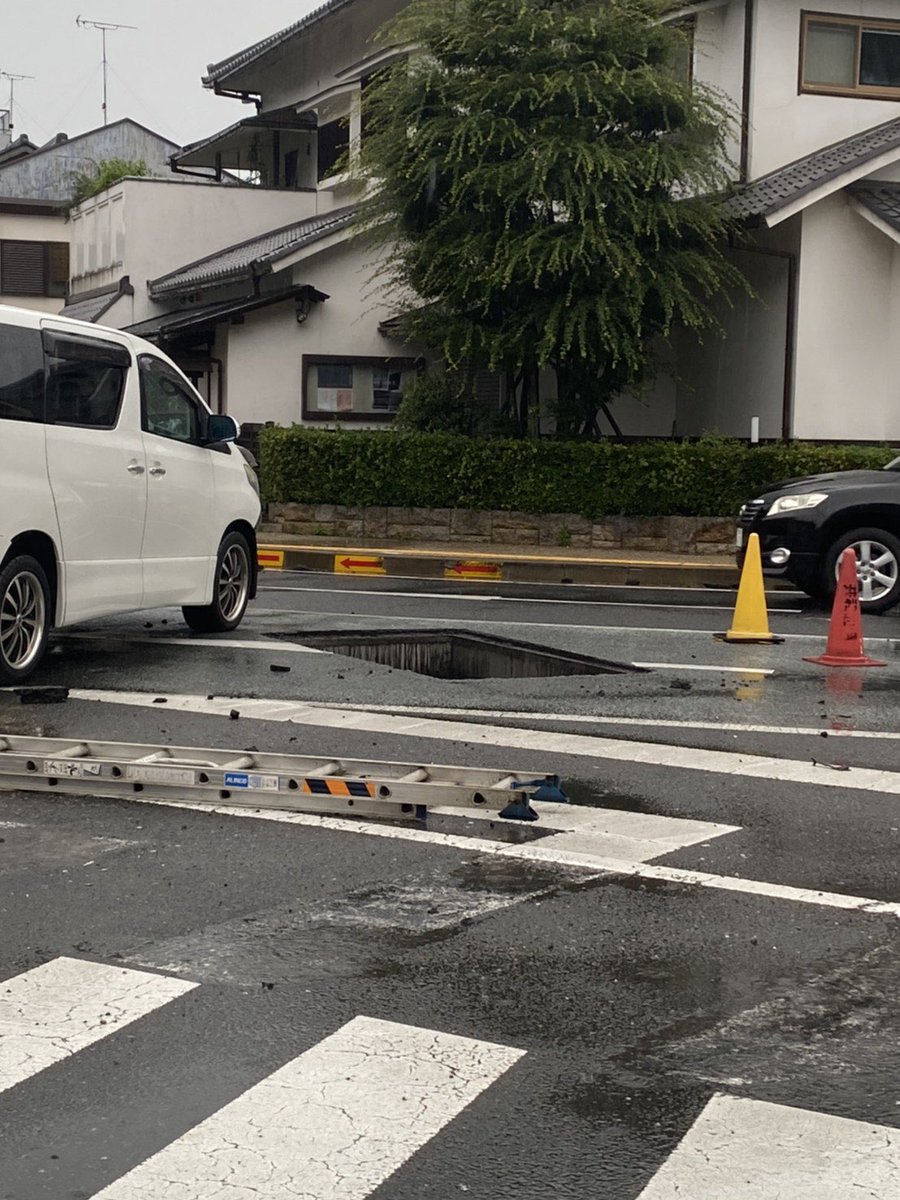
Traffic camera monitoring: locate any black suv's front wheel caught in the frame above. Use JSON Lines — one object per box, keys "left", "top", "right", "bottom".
{"left": 823, "top": 527, "right": 900, "bottom": 613}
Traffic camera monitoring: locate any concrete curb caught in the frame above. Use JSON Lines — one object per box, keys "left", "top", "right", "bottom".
{"left": 257, "top": 542, "right": 740, "bottom": 589}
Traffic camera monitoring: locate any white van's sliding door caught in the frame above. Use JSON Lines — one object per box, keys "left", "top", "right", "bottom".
{"left": 42, "top": 329, "right": 146, "bottom": 623}
{"left": 0, "top": 322, "right": 56, "bottom": 585}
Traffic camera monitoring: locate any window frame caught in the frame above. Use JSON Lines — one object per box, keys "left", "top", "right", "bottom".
{"left": 0, "top": 323, "right": 46, "bottom": 424}
{"left": 800, "top": 10, "right": 900, "bottom": 100}
{"left": 138, "top": 353, "right": 208, "bottom": 446}
{"left": 0, "top": 239, "right": 69, "bottom": 298}
{"left": 301, "top": 354, "right": 418, "bottom": 423}
{"left": 42, "top": 330, "right": 130, "bottom": 431}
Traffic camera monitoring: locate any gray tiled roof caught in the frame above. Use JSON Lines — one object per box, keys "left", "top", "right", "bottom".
{"left": 60, "top": 277, "right": 133, "bottom": 322}
{"left": 848, "top": 181, "right": 900, "bottom": 232}
{"left": 60, "top": 292, "right": 119, "bottom": 322}
{"left": 726, "top": 116, "right": 900, "bottom": 223}
{"left": 204, "top": 0, "right": 353, "bottom": 86}
{"left": 148, "top": 206, "right": 358, "bottom": 299}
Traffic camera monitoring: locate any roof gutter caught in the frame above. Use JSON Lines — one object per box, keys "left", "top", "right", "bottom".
{"left": 740, "top": 0, "right": 756, "bottom": 182}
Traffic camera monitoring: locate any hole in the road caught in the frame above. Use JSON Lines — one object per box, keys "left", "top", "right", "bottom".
{"left": 275, "top": 629, "right": 642, "bottom": 679}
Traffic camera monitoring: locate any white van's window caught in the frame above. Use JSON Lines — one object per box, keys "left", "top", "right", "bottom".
{"left": 0, "top": 325, "right": 45, "bottom": 422}
{"left": 139, "top": 355, "right": 205, "bottom": 444}
{"left": 43, "top": 332, "right": 128, "bottom": 429}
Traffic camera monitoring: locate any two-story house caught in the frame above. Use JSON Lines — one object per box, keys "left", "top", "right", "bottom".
{"left": 0, "top": 118, "right": 180, "bottom": 316}
{"left": 62, "top": 0, "right": 421, "bottom": 429}
{"left": 65, "top": 0, "right": 900, "bottom": 441}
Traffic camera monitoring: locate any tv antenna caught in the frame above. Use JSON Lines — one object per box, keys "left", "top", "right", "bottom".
{"left": 0, "top": 71, "right": 35, "bottom": 130}
{"left": 75, "top": 16, "right": 137, "bottom": 125}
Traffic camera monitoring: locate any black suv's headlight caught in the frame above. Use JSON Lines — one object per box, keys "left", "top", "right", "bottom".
{"left": 766, "top": 492, "right": 827, "bottom": 515}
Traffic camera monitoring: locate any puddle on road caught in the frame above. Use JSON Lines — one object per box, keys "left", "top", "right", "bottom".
{"left": 560, "top": 1073, "right": 709, "bottom": 1137}
{"left": 564, "top": 779, "right": 655, "bottom": 814}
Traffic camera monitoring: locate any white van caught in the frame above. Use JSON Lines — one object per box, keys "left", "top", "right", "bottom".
{"left": 0, "top": 304, "right": 261, "bottom": 683}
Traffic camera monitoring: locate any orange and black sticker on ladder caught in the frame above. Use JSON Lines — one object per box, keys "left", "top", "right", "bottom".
{"left": 301, "top": 778, "right": 376, "bottom": 798}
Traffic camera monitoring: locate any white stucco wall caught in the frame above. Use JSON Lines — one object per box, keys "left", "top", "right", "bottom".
{"left": 68, "top": 178, "right": 320, "bottom": 322}
{"left": 692, "top": 2, "right": 746, "bottom": 175}
{"left": 670, "top": 220, "right": 798, "bottom": 439}
{"left": 792, "top": 191, "right": 900, "bottom": 440}
{"left": 0, "top": 209, "right": 69, "bottom": 313}
{"left": 750, "top": 0, "right": 900, "bottom": 179}
{"left": 221, "top": 236, "right": 415, "bottom": 427}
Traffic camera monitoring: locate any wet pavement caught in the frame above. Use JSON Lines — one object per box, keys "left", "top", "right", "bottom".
{"left": 2, "top": 570, "right": 900, "bottom": 1197}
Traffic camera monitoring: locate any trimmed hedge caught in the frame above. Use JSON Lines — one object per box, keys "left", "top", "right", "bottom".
{"left": 258, "top": 428, "right": 895, "bottom": 519}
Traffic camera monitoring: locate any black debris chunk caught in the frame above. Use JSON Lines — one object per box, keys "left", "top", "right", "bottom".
{"left": 270, "top": 664, "right": 291, "bottom": 673}
{"left": 229, "top": 709, "right": 240, "bottom": 720}
{"left": 17, "top": 687, "right": 69, "bottom": 705}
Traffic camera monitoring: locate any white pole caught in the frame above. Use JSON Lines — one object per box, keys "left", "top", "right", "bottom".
{"left": 750, "top": 416, "right": 760, "bottom": 444}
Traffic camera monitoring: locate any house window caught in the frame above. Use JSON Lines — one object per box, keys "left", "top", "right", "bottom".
{"left": 0, "top": 240, "right": 69, "bottom": 297}
{"left": 303, "top": 356, "right": 416, "bottom": 422}
{"left": 317, "top": 117, "right": 350, "bottom": 182}
{"left": 801, "top": 12, "right": 900, "bottom": 98}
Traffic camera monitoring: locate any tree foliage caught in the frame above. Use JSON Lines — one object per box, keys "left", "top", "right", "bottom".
{"left": 69, "top": 158, "right": 152, "bottom": 208}
{"left": 359, "top": 0, "right": 746, "bottom": 436}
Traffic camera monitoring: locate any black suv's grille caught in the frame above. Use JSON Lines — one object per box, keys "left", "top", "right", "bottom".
{"left": 738, "top": 500, "right": 766, "bottom": 528}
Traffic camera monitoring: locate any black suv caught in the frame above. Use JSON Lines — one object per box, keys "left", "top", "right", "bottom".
{"left": 737, "top": 456, "right": 900, "bottom": 613}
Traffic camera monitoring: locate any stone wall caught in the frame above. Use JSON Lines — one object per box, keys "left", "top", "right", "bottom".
{"left": 264, "top": 503, "right": 734, "bottom": 555}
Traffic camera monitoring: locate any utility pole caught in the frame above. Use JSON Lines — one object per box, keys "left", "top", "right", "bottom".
{"left": 75, "top": 16, "right": 137, "bottom": 126}
{"left": 0, "top": 71, "right": 35, "bottom": 130}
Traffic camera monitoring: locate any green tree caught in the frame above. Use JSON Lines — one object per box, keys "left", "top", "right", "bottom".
{"left": 69, "top": 158, "right": 152, "bottom": 208}
{"left": 359, "top": 0, "right": 745, "bottom": 437}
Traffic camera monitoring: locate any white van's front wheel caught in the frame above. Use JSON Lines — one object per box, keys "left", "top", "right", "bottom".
{"left": 0, "top": 556, "right": 51, "bottom": 683}
{"left": 182, "top": 532, "right": 252, "bottom": 634}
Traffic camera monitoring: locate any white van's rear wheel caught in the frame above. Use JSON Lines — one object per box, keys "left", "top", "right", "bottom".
{"left": 0, "top": 556, "right": 51, "bottom": 683}
{"left": 182, "top": 532, "right": 252, "bottom": 633}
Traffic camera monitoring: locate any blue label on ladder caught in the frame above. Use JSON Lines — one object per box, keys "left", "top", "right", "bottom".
{"left": 224, "top": 772, "right": 250, "bottom": 788}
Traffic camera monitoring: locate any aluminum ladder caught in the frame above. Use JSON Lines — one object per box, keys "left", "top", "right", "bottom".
{"left": 0, "top": 734, "right": 568, "bottom": 821}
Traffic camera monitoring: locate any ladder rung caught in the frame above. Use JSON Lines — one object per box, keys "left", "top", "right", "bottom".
{"left": 305, "top": 761, "right": 343, "bottom": 778}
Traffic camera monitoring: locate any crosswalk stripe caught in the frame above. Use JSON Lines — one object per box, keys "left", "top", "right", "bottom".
{"left": 0, "top": 957, "right": 197, "bottom": 1095}
{"left": 637, "top": 1093, "right": 900, "bottom": 1198}
{"left": 92, "top": 1015, "right": 524, "bottom": 1199}
{"left": 71, "top": 688, "right": 900, "bottom": 796}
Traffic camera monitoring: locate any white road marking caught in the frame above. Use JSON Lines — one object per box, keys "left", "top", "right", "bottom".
{"left": 261, "top": 583, "right": 803, "bottom": 614}
{"left": 251, "top": 608, "right": 857, "bottom": 641}
{"left": 0, "top": 957, "right": 196, "bottom": 1095}
{"left": 56, "top": 634, "right": 325, "bottom": 654}
{"left": 638, "top": 1093, "right": 900, "bottom": 1198}
{"left": 93, "top": 1016, "right": 524, "bottom": 1200}
{"left": 632, "top": 662, "right": 774, "bottom": 674}
{"left": 132, "top": 793, "right": 900, "bottom": 918}
{"left": 69, "top": 689, "right": 900, "bottom": 797}
{"left": 324, "top": 702, "right": 900, "bottom": 740}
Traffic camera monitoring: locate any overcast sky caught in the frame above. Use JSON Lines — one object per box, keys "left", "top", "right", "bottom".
{"left": 4, "top": 0, "right": 323, "bottom": 148}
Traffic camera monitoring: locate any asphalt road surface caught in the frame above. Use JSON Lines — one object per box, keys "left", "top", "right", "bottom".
{"left": 3, "top": 570, "right": 900, "bottom": 1199}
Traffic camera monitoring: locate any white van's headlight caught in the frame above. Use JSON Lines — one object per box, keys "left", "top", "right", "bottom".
{"left": 767, "top": 492, "right": 828, "bottom": 515}
{"left": 244, "top": 462, "right": 260, "bottom": 498}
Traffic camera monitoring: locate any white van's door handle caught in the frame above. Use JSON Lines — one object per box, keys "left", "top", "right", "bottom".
{"left": 126, "top": 461, "right": 145, "bottom": 475}
{"left": 148, "top": 465, "right": 167, "bottom": 478}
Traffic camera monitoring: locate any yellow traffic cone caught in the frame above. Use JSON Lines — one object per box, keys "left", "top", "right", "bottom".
{"left": 716, "top": 532, "right": 783, "bottom": 644}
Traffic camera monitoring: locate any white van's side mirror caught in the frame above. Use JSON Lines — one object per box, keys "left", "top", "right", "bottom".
{"left": 206, "top": 414, "right": 240, "bottom": 444}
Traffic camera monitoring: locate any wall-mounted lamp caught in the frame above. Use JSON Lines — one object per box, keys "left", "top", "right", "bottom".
{"left": 295, "top": 293, "right": 313, "bottom": 324}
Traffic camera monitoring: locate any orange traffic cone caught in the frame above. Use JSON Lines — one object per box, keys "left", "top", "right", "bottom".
{"left": 717, "top": 532, "right": 783, "bottom": 643}
{"left": 804, "top": 548, "right": 885, "bottom": 668}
